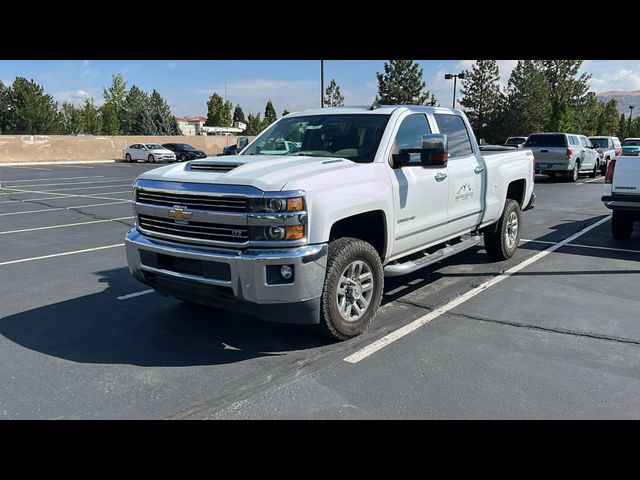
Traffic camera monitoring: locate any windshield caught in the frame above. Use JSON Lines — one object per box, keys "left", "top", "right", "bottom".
{"left": 590, "top": 137, "right": 608, "bottom": 148}
{"left": 505, "top": 137, "right": 526, "bottom": 145}
{"left": 525, "top": 134, "right": 567, "bottom": 147}
{"left": 241, "top": 114, "right": 390, "bottom": 163}
{"left": 145, "top": 144, "right": 163, "bottom": 149}
{"left": 176, "top": 144, "right": 195, "bottom": 149}
{"left": 622, "top": 139, "right": 640, "bottom": 147}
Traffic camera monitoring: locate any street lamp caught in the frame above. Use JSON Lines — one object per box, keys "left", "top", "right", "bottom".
{"left": 444, "top": 72, "right": 465, "bottom": 109}
{"left": 320, "top": 60, "right": 324, "bottom": 108}
{"left": 629, "top": 105, "right": 635, "bottom": 133}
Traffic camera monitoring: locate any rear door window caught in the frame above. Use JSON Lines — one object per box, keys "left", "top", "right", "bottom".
{"left": 433, "top": 114, "right": 474, "bottom": 158}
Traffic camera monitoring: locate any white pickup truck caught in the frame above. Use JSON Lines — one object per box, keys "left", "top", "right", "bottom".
{"left": 602, "top": 155, "right": 640, "bottom": 239}
{"left": 125, "top": 105, "right": 536, "bottom": 340}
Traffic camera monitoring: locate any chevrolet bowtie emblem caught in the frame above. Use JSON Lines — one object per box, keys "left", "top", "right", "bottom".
{"left": 168, "top": 206, "right": 192, "bottom": 221}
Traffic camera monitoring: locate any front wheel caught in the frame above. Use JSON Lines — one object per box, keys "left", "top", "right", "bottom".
{"left": 484, "top": 199, "right": 522, "bottom": 261}
{"left": 588, "top": 162, "right": 598, "bottom": 178}
{"left": 601, "top": 159, "right": 609, "bottom": 176}
{"left": 125, "top": 153, "right": 132, "bottom": 163}
{"left": 180, "top": 153, "right": 188, "bottom": 162}
{"left": 318, "top": 238, "right": 384, "bottom": 341}
{"left": 148, "top": 154, "right": 155, "bottom": 163}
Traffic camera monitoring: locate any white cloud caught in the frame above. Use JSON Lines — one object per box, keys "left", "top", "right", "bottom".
{"left": 53, "top": 89, "right": 103, "bottom": 106}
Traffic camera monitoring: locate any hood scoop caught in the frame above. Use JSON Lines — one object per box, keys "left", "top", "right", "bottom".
{"left": 187, "top": 160, "right": 243, "bottom": 172}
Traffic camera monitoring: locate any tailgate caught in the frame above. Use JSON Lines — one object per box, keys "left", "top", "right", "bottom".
{"left": 613, "top": 157, "right": 640, "bottom": 195}
{"left": 530, "top": 147, "right": 567, "bottom": 165}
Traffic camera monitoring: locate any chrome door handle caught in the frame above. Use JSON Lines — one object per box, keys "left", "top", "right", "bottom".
{"left": 435, "top": 173, "right": 448, "bottom": 182}
{"left": 474, "top": 165, "right": 485, "bottom": 174}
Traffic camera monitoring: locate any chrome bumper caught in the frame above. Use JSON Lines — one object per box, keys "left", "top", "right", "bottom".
{"left": 125, "top": 228, "right": 327, "bottom": 324}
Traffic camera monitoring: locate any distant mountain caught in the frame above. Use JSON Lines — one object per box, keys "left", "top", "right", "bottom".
{"left": 597, "top": 90, "right": 640, "bottom": 115}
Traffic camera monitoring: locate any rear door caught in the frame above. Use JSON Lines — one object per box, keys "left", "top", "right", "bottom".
{"left": 580, "top": 136, "right": 596, "bottom": 170}
{"left": 433, "top": 113, "right": 484, "bottom": 236}
{"left": 525, "top": 134, "right": 568, "bottom": 169}
{"left": 613, "top": 157, "right": 640, "bottom": 195}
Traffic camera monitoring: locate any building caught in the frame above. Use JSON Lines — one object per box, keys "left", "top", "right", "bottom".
{"left": 175, "top": 116, "right": 207, "bottom": 136}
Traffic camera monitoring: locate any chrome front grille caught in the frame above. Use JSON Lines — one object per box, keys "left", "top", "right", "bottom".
{"left": 136, "top": 189, "right": 248, "bottom": 212}
{"left": 138, "top": 214, "right": 248, "bottom": 244}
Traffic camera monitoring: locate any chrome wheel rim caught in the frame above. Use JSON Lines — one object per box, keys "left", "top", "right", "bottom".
{"left": 505, "top": 211, "right": 519, "bottom": 250}
{"left": 336, "top": 260, "right": 374, "bottom": 322}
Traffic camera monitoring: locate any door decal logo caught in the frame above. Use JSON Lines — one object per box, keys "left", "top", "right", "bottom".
{"left": 455, "top": 182, "right": 474, "bottom": 201}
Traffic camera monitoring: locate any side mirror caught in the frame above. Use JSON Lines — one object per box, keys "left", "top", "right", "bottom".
{"left": 141, "top": 146, "right": 147, "bottom": 150}
{"left": 392, "top": 134, "right": 448, "bottom": 168}
{"left": 237, "top": 136, "right": 249, "bottom": 151}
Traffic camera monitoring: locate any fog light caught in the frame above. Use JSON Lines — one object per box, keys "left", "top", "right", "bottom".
{"left": 280, "top": 265, "right": 293, "bottom": 280}
{"left": 266, "top": 226, "right": 285, "bottom": 240}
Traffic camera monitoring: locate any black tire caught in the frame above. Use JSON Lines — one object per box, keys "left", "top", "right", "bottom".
{"left": 568, "top": 162, "right": 579, "bottom": 182}
{"left": 180, "top": 153, "right": 188, "bottom": 162}
{"left": 125, "top": 153, "right": 132, "bottom": 163}
{"left": 148, "top": 154, "right": 155, "bottom": 163}
{"left": 612, "top": 211, "right": 634, "bottom": 240}
{"left": 601, "top": 159, "right": 608, "bottom": 176}
{"left": 484, "top": 199, "right": 522, "bottom": 261}
{"left": 318, "top": 237, "right": 384, "bottom": 341}
{"left": 588, "top": 162, "right": 597, "bottom": 178}
{"left": 547, "top": 172, "right": 556, "bottom": 181}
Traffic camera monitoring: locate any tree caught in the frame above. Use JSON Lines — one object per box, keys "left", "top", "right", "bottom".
{"left": 60, "top": 102, "right": 84, "bottom": 134}
{"left": 102, "top": 73, "right": 128, "bottom": 134}
{"left": 233, "top": 104, "right": 246, "bottom": 124}
{"left": 538, "top": 60, "right": 591, "bottom": 131}
{"left": 496, "top": 60, "right": 551, "bottom": 140}
{"left": 282, "top": 109, "right": 290, "bottom": 117}
{"left": 205, "top": 92, "right": 232, "bottom": 127}
{"left": 264, "top": 99, "right": 277, "bottom": 125}
{"left": 245, "top": 112, "right": 263, "bottom": 135}
{"left": 7, "top": 77, "right": 61, "bottom": 134}
{"left": 80, "top": 97, "right": 101, "bottom": 134}
{"left": 573, "top": 92, "right": 602, "bottom": 135}
{"left": 99, "top": 102, "right": 120, "bottom": 135}
{"left": 617, "top": 113, "right": 628, "bottom": 139}
{"left": 149, "top": 89, "right": 179, "bottom": 135}
{"left": 324, "top": 78, "right": 344, "bottom": 107}
{"left": 459, "top": 60, "right": 501, "bottom": 140}
{"left": 0, "top": 81, "right": 11, "bottom": 133}
{"left": 376, "top": 60, "right": 437, "bottom": 106}
{"left": 596, "top": 99, "right": 620, "bottom": 137}
{"left": 122, "top": 85, "right": 154, "bottom": 135}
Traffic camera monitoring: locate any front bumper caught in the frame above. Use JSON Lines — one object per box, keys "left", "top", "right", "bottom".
{"left": 125, "top": 228, "right": 327, "bottom": 324}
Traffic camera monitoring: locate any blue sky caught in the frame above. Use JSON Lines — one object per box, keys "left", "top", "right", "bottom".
{"left": 1, "top": 60, "right": 640, "bottom": 117}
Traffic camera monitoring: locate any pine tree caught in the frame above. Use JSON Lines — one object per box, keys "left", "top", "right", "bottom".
{"left": 282, "top": 109, "right": 290, "bottom": 117}
{"left": 376, "top": 60, "right": 437, "bottom": 105}
{"left": 102, "top": 73, "right": 127, "bottom": 134}
{"left": 246, "top": 113, "right": 263, "bottom": 135}
{"left": 0, "top": 81, "right": 10, "bottom": 133}
{"left": 617, "top": 113, "right": 628, "bottom": 139}
{"left": 8, "top": 77, "right": 62, "bottom": 134}
{"left": 538, "top": 60, "right": 591, "bottom": 131}
{"left": 324, "top": 78, "right": 344, "bottom": 107}
{"left": 233, "top": 104, "right": 246, "bottom": 124}
{"left": 149, "top": 90, "right": 177, "bottom": 135}
{"left": 459, "top": 60, "right": 501, "bottom": 140}
{"left": 205, "top": 93, "right": 233, "bottom": 127}
{"left": 596, "top": 100, "right": 620, "bottom": 137}
{"left": 60, "top": 102, "right": 84, "bottom": 134}
{"left": 80, "top": 97, "right": 101, "bottom": 134}
{"left": 122, "top": 85, "right": 153, "bottom": 134}
{"left": 99, "top": 102, "right": 120, "bottom": 135}
{"left": 264, "top": 100, "right": 277, "bottom": 125}
{"left": 498, "top": 60, "right": 551, "bottom": 139}
{"left": 573, "top": 92, "right": 602, "bottom": 135}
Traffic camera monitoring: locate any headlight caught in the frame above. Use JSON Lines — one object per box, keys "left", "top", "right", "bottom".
{"left": 249, "top": 225, "right": 306, "bottom": 241}
{"left": 249, "top": 195, "right": 305, "bottom": 213}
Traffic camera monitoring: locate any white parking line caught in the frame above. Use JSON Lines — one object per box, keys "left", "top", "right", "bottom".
{"left": 1, "top": 176, "right": 104, "bottom": 184}
{"left": 0, "top": 243, "right": 124, "bottom": 267}
{"left": 0, "top": 188, "right": 132, "bottom": 203}
{"left": 117, "top": 289, "right": 154, "bottom": 300}
{"left": 583, "top": 178, "right": 602, "bottom": 183}
{"left": 521, "top": 238, "right": 640, "bottom": 254}
{"left": 5, "top": 179, "right": 125, "bottom": 188}
{"left": 2, "top": 182, "right": 130, "bottom": 193}
{"left": 0, "top": 216, "right": 133, "bottom": 235}
{"left": 0, "top": 201, "right": 131, "bottom": 216}
{"left": 343, "top": 215, "right": 612, "bottom": 364}
{"left": 3, "top": 166, "right": 52, "bottom": 170}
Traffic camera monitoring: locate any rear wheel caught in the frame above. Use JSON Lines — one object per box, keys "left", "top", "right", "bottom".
{"left": 148, "top": 154, "right": 155, "bottom": 163}
{"left": 125, "top": 153, "right": 132, "bottom": 163}
{"left": 180, "top": 153, "right": 188, "bottom": 162}
{"left": 612, "top": 211, "right": 634, "bottom": 240}
{"left": 547, "top": 172, "right": 556, "bottom": 181}
{"left": 484, "top": 199, "right": 522, "bottom": 261}
{"left": 318, "top": 238, "right": 384, "bottom": 341}
{"left": 568, "top": 162, "right": 579, "bottom": 182}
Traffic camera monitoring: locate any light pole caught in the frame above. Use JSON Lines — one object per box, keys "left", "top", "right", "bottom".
{"left": 629, "top": 105, "right": 635, "bottom": 134}
{"left": 444, "top": 72, "right": 465, "bottom": 109}
{"left": 320, "top": 60, "right": 324, "bottom": 108}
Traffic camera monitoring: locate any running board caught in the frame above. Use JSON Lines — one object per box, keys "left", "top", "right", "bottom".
{"left": 384, "top": 234, "right": 482, "bottom": 277}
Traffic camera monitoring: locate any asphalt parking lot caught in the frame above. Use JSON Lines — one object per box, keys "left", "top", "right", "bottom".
{"left": 1, "top": 162, "right": 639, "bottom": 419}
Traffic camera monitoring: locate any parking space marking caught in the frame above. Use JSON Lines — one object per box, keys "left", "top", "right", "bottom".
{"left": 343, "top": 215, "right": 612, "bottom": 364}
{"left": 117, "top": 289, "right": 154, "bottom": 300}
{"left": 3, "top": 166, "right": 52, "bottom": 170}
{"left": 0, "top": 189, "right": 132, "bottom": 203}
{"left": 1, "top": 176, "right": 104, "bottom": 184}
{"left": 521, "top": 238, "right": 640, "bottom": 255}
{"left": 4, "top": 179, "right": 125, "bottom": 188}
{"left": 0, "top": 216, "right": 133, "bottom": 235}
{"left": 0, "top": 201, "right": 131, "bottom": 217}
{"left": 2, "top": 183, "right": 131, "bottom": 194}
{"left": 0, "top": 243, "right": 124, "bottom": 267}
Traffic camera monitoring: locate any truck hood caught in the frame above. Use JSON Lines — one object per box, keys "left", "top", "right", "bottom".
{"left": 136, "top": 155, "right": 361, "bottom": 191}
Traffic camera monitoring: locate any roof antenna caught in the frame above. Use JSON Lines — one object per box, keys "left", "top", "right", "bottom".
{"left": 370, "top": 98, "right": 379, "bottom": 111}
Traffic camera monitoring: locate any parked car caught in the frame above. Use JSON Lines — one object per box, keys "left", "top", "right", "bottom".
{"left": 589, "top": 136, "right": 621, "bottom": 175}
{"left": 504, "top": 136, "right": 528, "bottom": 149}
{"left": 602, "top": 153, "right": 640, "bottom": 239}
{"left": 525, "top": 132, "right": 599, "bottom": 181}
{"left": 621, "top": 138, "right": 640, "bottom": 156}
{"left": 125, "top": 105, "right": 535, "bottom": 340}
{"left": 123, "top": 143, "right": 176, "bottom": 163}
{"left": 221, "top": 136, "right": 250, "bottom": 156}
{"left": 162, "top": 143, "right": 207, "bottom": 162}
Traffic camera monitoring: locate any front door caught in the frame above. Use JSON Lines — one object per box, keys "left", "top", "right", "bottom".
{"left": 389, "top": 113, "right": 449, "bottom": 257}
